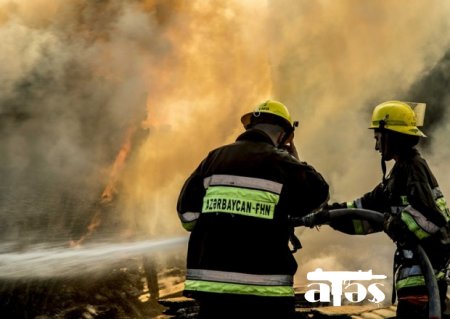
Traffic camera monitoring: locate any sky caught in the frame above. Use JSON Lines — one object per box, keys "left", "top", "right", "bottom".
{"left": 1, "top": 0, "right": 450, "bottom": 300}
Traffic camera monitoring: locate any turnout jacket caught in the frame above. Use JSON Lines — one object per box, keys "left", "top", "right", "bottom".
{"left": 330, "top": 148, "right": 450, "bottom": 297}
{"left": 177, "top": 129, "right": 329, "bottom": 298}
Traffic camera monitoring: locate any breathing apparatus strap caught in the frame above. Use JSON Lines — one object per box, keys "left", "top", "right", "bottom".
{"left": 381, "top": 157, "right": 387, "bottom": 186}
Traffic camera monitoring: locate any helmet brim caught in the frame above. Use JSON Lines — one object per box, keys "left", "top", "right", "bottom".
{"left": 369, "top": 125, "right": 426, "bottom": 137}
{"left": 241, "top": 113, "right": 253, "bottom": 128}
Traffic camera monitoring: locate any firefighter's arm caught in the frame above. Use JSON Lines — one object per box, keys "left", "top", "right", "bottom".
{"left": 300, "top": 165, "right": 330, "bottom": 215}
{"left": 383, "top": 213, "right": 417, "bottom": 244}
{"left": 285, "top": 142, "right": 299, "bottom": 160}
{"left": 288, "top": 163, "right": 329, "bottom": 225}
{"left": 326, "top": 202, "right": 364, "bottom": 234}
{"left": 390, "top": 162, "right": 447, "bottom": 241}
{"left": 322, "top": 201, "right": 382, "bottom": 235}
{"left": 345, "top": 184, "right": 386, "bottom": 234}
{"left": 177, "top": 163, "right": 206, "bottom": 232}
{"left": 394, "top": 183, "right": 445, "bottom": 242}
{"left": 327, "top": 185, "right": 387, "bottom": 235}
{"left": 279, "top": 133, "right": 299, "bottom": 160}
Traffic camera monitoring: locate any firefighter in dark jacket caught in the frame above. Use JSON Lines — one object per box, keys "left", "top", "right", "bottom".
{"left": 306, "top": 100, "right": 450, "bottom": 319}
{"left": 177, "top": 100, "right": 329, "bottom": 319}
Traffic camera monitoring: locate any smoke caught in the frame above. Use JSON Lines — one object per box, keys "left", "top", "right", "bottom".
{"left": 1, "top": 0, "right": 450, "bottom": 298}
{"left": 0, "top": 0, "right": 162, "bottom": 243}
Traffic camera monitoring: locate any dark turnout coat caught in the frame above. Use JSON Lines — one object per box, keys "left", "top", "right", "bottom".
{"left": 330, "top": 148, "right": 450, "bottom": 301}
{"left": 177, "top": 128, "right": 329, "bottom": 299}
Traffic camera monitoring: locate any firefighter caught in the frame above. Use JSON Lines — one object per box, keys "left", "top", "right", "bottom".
{"left": 177, "top": 100, "right": 329, "bottom": 319}
{"left": 305, "top": 100, "right": 450, "bottom": 319}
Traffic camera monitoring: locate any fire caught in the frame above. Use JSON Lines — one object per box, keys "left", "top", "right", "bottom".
{"left": 101, "top": 125, "right": 139, "bottom": 204}
{"left": 71, "top": 122, "right": 146, "bottom": 248}
{"left": 70, "top": 208, "right": 102, "bottom": 248}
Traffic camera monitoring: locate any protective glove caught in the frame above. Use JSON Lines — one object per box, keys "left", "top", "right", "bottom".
{"left": 300, "top": 209, "right": 331, "bottom": 228}
{"left": 279, "top": 140, "right": 299, "bottom": 160}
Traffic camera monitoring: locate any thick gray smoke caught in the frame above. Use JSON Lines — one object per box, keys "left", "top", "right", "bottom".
{"left": 408, "top": 51, "right": 450, "bottom": 141}
{"left": 1, "top": 0, "right": 450, "bottom": 301}
{"left": 0, "top": 0, "right": 167, "bottom": 243}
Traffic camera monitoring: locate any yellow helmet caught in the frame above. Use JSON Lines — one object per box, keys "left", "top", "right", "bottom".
{"left": 241, "top": 100, "right": 294, "bottom": 130}
{"left": 369, "top": 100, "right": 426, "bottom": 137}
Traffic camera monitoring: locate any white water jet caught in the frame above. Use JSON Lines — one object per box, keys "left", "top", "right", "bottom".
{"left": 0, "top": 236, "right": 188, "bottom": 279}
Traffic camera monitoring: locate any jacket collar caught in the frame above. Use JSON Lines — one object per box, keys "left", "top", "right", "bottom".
{"left": 396, "top": 147, "right": 420, "bottom": 162}
{"left": 236, "top": 129, "right": 275, "bottom": 146}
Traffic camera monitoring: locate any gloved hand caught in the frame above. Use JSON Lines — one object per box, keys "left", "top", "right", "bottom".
{"left": 300, "top": 209, "right": 331, "bottom": 228}
{"left": 279, "top": 140, "right": 299, "bottom": 160}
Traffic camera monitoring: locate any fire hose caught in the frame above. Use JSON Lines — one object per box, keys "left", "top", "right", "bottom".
{"left": 295, "top": 208, "right": 441, "bottom": 319}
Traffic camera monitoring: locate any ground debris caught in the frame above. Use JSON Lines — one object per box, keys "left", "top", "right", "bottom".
{"left": 157, "top": 292, "right": 398, "bottom": 319}
{"left": 0, "top": 255, "right": 398, "bottom": 319}
{"left": 0, "top": 257, "right": 175, "bottom": 319}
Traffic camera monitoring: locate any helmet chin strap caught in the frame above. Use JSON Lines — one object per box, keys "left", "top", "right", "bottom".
{"left": 381, "top": 154, "right": 387, "bottom": 186}
{"left": 379, "top": 119, "right": 387, "bottom": 186}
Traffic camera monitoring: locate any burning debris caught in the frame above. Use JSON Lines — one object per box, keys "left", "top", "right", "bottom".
{"left": 1, "top": 1, "right": 450, "bottom": 318}
{"left": 0, "top": 256, "right": 186, "bottom": 319}
{"left": 0, "top": 98, "right": 182, "bottom": 319}
{"left": 70, "top": 120, "right": 149, "bottom": 248}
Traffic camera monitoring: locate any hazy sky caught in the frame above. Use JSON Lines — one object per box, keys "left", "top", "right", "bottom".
{"left": 1, "top": 0, "right": 450, "bottom": 296}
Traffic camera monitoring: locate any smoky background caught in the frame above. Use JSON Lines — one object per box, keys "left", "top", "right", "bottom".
{"left": 1, "top": 0, "right": 450, "bottom": 299}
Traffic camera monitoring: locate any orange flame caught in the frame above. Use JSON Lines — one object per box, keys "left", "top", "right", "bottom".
{"left": 101, "top": 125, "right": 138, "bottom": 204}
{"left": 70, "top": 123, "right": 142, "bottom": 247}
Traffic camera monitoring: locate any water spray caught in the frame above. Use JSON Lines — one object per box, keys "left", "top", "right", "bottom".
{"left": 0, "top": 236, "right": 188, "bottom": 279}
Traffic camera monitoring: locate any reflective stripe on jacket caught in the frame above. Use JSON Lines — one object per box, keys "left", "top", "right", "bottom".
{"left": 185, "top": 269, "right": 294, "bottom": 297}
{"left": 177, "top": 129, "right": 329, "bottom": 298}
{"left": 330, "top": 148, "right": 450, "bottom": 293}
